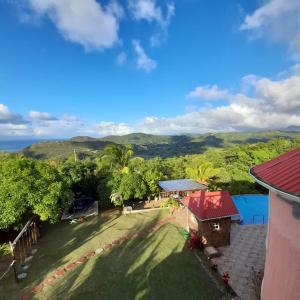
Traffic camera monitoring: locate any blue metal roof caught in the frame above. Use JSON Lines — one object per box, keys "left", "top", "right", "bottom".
{"left": 158, "top": 179, "right": 206, "bottom": 192}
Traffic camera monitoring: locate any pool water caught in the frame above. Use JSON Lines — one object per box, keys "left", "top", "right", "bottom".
{"left": 232, "top": 194, "right": 269, "bottom": 225}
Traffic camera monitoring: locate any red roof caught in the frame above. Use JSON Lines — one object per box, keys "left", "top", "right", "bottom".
{"left": 250, "top": 147, "right": 300, "bottom": 198}
{"left": 182, "top": 191, "right": 238, "bottom": 221}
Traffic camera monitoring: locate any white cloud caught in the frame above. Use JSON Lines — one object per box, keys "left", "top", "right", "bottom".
{"left": 25, "top": 0, "right": 122, "bottom": 51}
{"left": 0, "top": 104, "right": 27, "bottom": 124}
{"left": 132, "top": 39, "right": 157, "bottom": 72}
{"left": 150, "top": 2, "right": 175, "bottom": 46}
{"left": 93, "top": 121, "right": 131, "bottom": 136}
{"left": 2, "top": 68, "right": 300, "bottom": 138}
{"left": 129, "top": 0, "right": 175, "bottom": 46}
{"left": 0, "top": 105, "right": 131, "bottom": 138}
{"left": 106, "top": 0, "right": 124, "bottom": 19}
{"left": 29, "top": 110, "right": 57, "bottom": 121}
{"left": 187, "top": 84, "right": 231, "bottom": 100}
{"left": 129, "top": 0, "right": 162, "bottom": 22}
{"left": 240, "top": 0, "right": 300, "bottom": 60}
{"left": 254, "top": 76, "right": 300, "bottom": 113}
{"left": 116, "top": 51, "right": 127, "bottom": 65}
{"left": 139, "top": 74, "right": 300, "bottom": 134}
{"left": 28, "top": 112, "right": 87, "bottom": 136}
{"left": 0, "top": 104, "right": 31, "bottom": 137}
{"left": 0, "top": 123, "right": 32, "bottom": 137}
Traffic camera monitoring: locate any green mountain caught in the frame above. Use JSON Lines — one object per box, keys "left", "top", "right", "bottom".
{"left": 100, "top": 133, "right": 171, "bottom": 145}
{"left": 21, "top": 130, "right": 300, "bottom": 160}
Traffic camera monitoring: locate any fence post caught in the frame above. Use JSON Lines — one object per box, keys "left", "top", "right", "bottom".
{"left": 9, "top": 242, "right": 18, "bottom": 283}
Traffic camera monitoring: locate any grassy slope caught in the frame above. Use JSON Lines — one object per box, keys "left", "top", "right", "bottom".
{"left": 0, "top": 211, "right": 221, "bottom": 300}
{"left": 1, "top": 210, "right": 222, "bottom": 300}
{"left": 21, "top": 131, "right": 300, "bottom": 160}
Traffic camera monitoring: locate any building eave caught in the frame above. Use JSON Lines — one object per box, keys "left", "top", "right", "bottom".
{"left": 198, "top": 214, "right": 240, "bottom": 222}
{"left": 249, "top": 169, "right": 300, "bottom": 204}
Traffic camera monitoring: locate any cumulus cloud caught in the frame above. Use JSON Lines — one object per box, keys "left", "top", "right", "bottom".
{"left": 0, "top": 104, "right": 28, "bottom": 125}
{"left": 132, "top": 39, "right": 157, "bottom": 72}
{"left": 0, "top": 104, "right": 31, "bottom": 137}
{"left": 0, "top": 104, "right": 131, "bottom": 138}
{"left": 25, "top": 0, "right": 122, "bottom": 51}
{"left": 93, "top": 121, "right": 131, "bottom": 136}
{"left": 150, "top": 2, "right": 175, "bottom": 47}
{"left": 129, "top": 0, "right": 175, "bottom": 46}
{"left": 28, "top": 110, "right": 57, "bottom": 121}
{"left": 240, "top": 0, "right": 300, "bottom": 60}
{"left": 138, "top": 74, "right": 300, "bottom": 134}
{"left": 0, "top": 123, "right": 32, "bottom": 137}
{"left": 28, "top": 111, "right": 89, "bottom": 136}
{"left": 187, "top": 84, "right": 231, "bottom": 100}
{"left": 254, "top": 76, "right": 300, "bottom": 113}
{"left": 2, "top": 68, "right": 300, "bottom": 138}
{"left": 129, "top": 0, "right": 162, "bottom": 22}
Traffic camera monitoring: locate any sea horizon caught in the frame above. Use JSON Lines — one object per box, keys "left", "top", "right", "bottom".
{"left": 0, "top": 139, "right": 56, "bottom": 152}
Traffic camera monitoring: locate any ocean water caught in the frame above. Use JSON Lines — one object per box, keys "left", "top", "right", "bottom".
{"left": 0, "top": 140, "right": 43, "bottom": 152}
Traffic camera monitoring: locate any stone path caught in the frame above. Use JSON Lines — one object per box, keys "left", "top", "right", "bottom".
{"left": 21, "top": 215, "right": 176, "bottom": 299}
{"left": 212, "top": 224, "right": 267, "bottom": 300}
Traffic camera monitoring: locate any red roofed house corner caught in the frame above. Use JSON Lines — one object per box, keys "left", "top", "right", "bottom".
{"left": 250, "top": 147, "right": 300, "bottom": 300}
{"left": 182, "top": 190, "right": 239, "bottom": 247}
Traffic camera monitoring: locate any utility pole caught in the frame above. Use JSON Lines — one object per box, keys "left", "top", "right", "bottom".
{"left": 73, "top": 149, "right": 77, "bottom": 162}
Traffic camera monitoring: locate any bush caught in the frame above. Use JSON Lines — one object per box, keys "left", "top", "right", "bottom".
{"left": 188, "top": 235, "right": 204, "bottom": 251}
{"left": 0, "top": 243, "right": 11, "bottom": 256}
{"left": 160, "top": 198, "right": 180, "bottom": 209}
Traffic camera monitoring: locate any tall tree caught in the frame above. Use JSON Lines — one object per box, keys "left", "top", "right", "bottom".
{"left": 186, "top": 159, "right": 219, "bottom": 183}
{"left": 100, "top": 144, "right": 134, "bottom": 171}
{"left": 0, "top": 156, "right": 72, "bottom": 229}
{"left": 117, "top": 171, "right": 148, "bottom": 202}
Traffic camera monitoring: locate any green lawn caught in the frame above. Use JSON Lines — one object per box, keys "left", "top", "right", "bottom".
{"left": 1, "top": 210, "right": 223, "bottom": 299}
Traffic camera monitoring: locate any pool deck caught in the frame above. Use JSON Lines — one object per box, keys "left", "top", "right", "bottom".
{"left": 212, "top": 223, "right": 267, "bottom": 300}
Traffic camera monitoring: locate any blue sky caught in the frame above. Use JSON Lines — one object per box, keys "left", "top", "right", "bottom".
{"left": 0, "top": 0, "right": 300, "bottom": 138}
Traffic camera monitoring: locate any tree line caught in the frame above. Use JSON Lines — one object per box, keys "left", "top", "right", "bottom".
{"left": 1, "top": 136, "right": 299, "bottom": 230}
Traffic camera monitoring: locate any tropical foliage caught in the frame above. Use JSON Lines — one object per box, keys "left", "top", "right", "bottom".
{"left": 161, "top": 198, "right": 181, "bottom": 209}
{"left": 1, "top": 134, "right": 300, "bottom": 229}
{"left": 0, "top": 155, "right": 72, "bottom": 229}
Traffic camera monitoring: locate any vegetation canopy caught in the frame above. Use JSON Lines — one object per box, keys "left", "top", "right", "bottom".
{"left": 1, "top": 132, "right": 299, "bottom": 229}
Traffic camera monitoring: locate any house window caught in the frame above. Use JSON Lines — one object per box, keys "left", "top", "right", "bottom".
{"left": 212, "top": 223, "right": 220, "bottom": 231}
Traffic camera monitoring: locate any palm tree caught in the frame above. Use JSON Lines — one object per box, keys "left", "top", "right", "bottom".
{"left": 186, "top": 161, "right": 219, "bottom": 183}
{"left": 102, "top": 144, "right": 134, "bottom": 171}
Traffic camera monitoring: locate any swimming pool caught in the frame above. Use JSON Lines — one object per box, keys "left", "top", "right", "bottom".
{"left": 232, "top": 194, "right": 269, "bottom": 225}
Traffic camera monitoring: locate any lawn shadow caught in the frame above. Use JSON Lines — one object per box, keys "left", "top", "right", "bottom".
{"left": 15, "top": 209, "right": 123, "bottom": 296}
{"left": 42, "top": 214, "right": 225, "bottom": 300}
{"left": 9, "top": 210, "right": 227, "bottom": 300}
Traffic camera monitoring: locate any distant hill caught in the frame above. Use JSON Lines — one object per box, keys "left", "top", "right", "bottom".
{"left": 100, "top": 133, "right": 171, "bottom": 145}
{"left": 285, "top": 126, "right": 300, "bottom": 131}
{"left": 21, "top": 130, "right": 300, "bottom": 160}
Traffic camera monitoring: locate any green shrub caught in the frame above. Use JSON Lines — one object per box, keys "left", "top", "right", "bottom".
{"left": 0, "top": 243, "right": 11, "bottom": 256}
{"left": 161, "top": 198, "right": 180, "bottom": 209}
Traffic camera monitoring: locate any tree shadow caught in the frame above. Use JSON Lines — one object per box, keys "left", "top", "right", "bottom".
{"left": 53, "top": 218, "right": 225, "bottom": 299}
{"left": 10, "top": 210, "right": 226, "bottom": 299}
{"left": 134, "top": 135, "right": 225, "bottom": 159}
{"left": 211, "top": 180, "right": 268, "bottom": 195}
{"left": 9, "top": 209, "right": 123, "bottom": 296}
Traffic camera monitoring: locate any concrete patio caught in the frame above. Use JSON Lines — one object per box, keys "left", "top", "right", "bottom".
{"left": 212, "top": 223, "right": 267, "bottom": 300}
